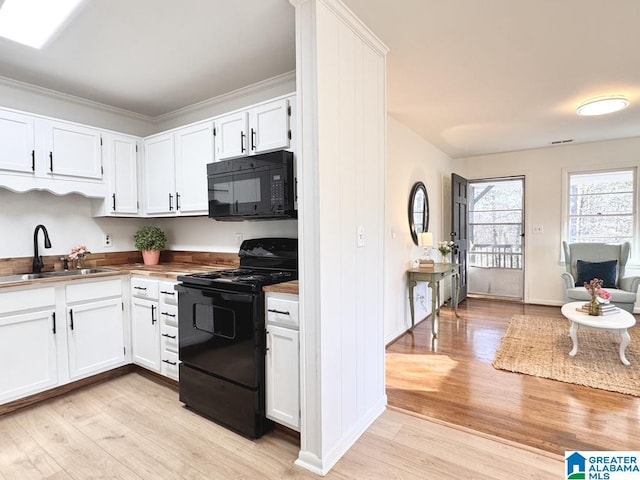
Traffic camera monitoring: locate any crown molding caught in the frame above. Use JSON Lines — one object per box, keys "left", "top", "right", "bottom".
{"left": 0, "top": 70, "right": 297, "bottom": 130}
{"left": 0, "top": 74, "right": 154, "bottom": 122}
{"left": 151, "top": 70, "right": 297, "bottom": 124}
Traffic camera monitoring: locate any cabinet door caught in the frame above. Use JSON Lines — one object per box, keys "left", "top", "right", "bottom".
{"left": 67, "top": 299, "right": 126, "bottom": 380}
{"left": 0, "top": 310, "right": 57, "bottom": 404}
{"left": 131, "top": 297, "right": 160, "bottom": 372}
{"left": 214, "top": 111, "right": 247, "bottom": 161}
{"left": 174, "top": 121, "right": 212, "bottom": 214}
{"left": 143, "top": 132, "right": 176, "bottom": 214}
{"left": 43, "top": 120, "right": 102, "bottom": 179}
{"left": 0, "top": 109, "right": 35, "bottom": 174}
{"left": 108, "top": 134, "right": 138, "bottom": 214}
{"left": 248, "top": 99, "right": 290, "bottom": 154}
{"left": 266, "top": 324, "right": 300, "bottom": 431}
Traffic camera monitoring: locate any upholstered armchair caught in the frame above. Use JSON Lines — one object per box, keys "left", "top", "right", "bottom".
{"left": 561, "top": 241, "right": 640, "bottom": 313}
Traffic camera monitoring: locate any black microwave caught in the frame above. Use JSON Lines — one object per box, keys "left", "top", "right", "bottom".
{"left": 207, "top": 150, "right": 296, "bottom": 220}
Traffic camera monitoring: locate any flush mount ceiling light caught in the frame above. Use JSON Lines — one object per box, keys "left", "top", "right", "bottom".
{"left": 0, "top": 0, "right": 84, "bottom": 49}
{"left": 576, "top": 95, "right": 629, "bottom": 116}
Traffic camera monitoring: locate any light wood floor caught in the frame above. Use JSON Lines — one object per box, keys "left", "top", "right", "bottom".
{"left": 0, "top": 372, "right": 562, "bottom": 479}
{"left": 387, "top": 297, "right": 640, "bottom": 454}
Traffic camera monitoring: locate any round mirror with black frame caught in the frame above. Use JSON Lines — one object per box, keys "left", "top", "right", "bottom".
{"left": 408, "top": 182, "right": 429, "bottom": 246}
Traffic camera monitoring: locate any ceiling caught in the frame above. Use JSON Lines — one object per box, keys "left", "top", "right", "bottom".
{"left": 1, "top": 0, "right": 639, "bottom": 159}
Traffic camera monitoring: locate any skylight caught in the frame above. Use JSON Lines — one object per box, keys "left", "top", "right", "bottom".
{"left": 0, "top": 0, "right": 84, "bottom": 49}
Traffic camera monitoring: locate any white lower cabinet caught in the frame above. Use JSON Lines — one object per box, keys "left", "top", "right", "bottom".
{"left": 0, "top": 308, "right": 58, "bottom": 404}
{"left": 66, "top": 298, "right": 125, "bottom": 380}
{"left": 131, "top": 296, "right": 160, "bottom": 372}
{"left": 130, "top": 277, "right": 178, "bottom": 379}
{"left": 65, "top": 278, "right": 126, "bottom": 381}
{"left": 265, "top": 293, "right": 300, "bottom": 431}
{"left": 0, "top": 278, "right": 128, "bottom": 406}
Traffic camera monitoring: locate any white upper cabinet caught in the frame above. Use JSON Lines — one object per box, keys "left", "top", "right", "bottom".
{"left": 143, "top": 132, "right": 176, "bottom": 215}
{"left": 143, "top": 121, "right": 212, "bottom": 216}
{"left": 214, "top": 96, "right": 291, "bottom": 162}
{"left": 93, "top": 133, "right": 140, "bottom": 216}
{"left": 42, "top": 120, "right": 102, "bottom": 180}
{"left": 174, "top": 121, "right": 213, "bottom": 214}
{"left": 248, "top": 98, "right": 290, "bottom": 154}
{"left": 214, "top": 111, "right": 247, "bottom": 161}
{"left": 0, "top": 107, "right": 106, "bottom": 197}
{"left": 0, "top": 109, "right": 35, "bottom": 174}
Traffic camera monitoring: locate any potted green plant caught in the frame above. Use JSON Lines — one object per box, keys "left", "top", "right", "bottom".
{"left": 133, "top": 226, "right": 167, "bottom": 265}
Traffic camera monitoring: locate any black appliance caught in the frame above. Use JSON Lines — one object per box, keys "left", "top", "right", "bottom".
{"left": 207, "top": 150, "right": 296, "bottom": 221}
{"left": 176, "top": 237, "right": 298, "bottom": 438}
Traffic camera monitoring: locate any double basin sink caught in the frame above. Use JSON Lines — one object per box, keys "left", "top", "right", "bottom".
{"left": 0, "top": 268, "right": 118, "bottom": 285}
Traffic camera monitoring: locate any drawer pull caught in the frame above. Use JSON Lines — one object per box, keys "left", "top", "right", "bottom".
{"left": 267, "top": 308, "right": 290, "bottom": 316}
{"left": 133, "top": 286, "right": 147, "bottom": 291}
{"left": 160, "top": 290, "right": 175, "bottom": 295}
{"left": 162, "top": 359, "right": 177, "bottom": 366}
{"left": 162, "top": 333, "right": 177, "bottom": 339}
{"left": 161, "top": 312, "right": 176, "bottom": 317}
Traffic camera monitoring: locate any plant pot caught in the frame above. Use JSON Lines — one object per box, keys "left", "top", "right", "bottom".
{"left": 142, "top": 250, "right": 160, "bottom": 266}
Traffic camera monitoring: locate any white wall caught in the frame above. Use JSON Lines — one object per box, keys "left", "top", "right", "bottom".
{"left": 153, "top": 217, "right": 298, "bottom": 252}
{"left": 0, "top": 187, "right": 297, "bottom": 263}
{"left": 385, "top": 116, "right": 453, "bottom": 343}
{"left": 457, "top": 137, "right": 640, "bottom": 308}
{"left": 0, "top": 189, "right": 142, "bottom": 258}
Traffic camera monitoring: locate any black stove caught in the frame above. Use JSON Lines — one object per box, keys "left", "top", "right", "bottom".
{"left": 177, "top": 238, "right": 298, "bottom": 292}
{"left": 176, "top": 237, "right": 297, "bottom": 438}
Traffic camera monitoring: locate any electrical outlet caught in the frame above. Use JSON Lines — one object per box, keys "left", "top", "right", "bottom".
{"left": 103, "top": 233, "right": 113, "bottom": 247}
{"left": 235, "top": 233, "right": 243, "bottom": 245}
{"left": 532, "top": 224, "right": 544, "bottom": 234}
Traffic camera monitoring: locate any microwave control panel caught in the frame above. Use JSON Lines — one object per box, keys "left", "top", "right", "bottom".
{"left": 271, "top": 174, "right": 285, "bottom": 211}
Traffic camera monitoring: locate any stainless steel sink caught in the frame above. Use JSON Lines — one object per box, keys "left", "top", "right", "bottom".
{"left": 0, "top": 268, "right": 118, "bottom": 284}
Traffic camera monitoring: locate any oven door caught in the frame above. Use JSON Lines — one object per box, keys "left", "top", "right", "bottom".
{"left": 177, "top": 285, "right": 262, "bottom": 388}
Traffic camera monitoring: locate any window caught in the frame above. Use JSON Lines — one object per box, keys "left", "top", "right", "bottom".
{"left": 567, "top": 169, "right": 636, "bottom": 244}
{"left": 468, "top": 178, "right": 524, "bottom": 269}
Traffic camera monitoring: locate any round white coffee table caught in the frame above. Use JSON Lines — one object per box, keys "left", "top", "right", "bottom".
{"left": 561, "top": 302, "right": 636, "bottom": 366}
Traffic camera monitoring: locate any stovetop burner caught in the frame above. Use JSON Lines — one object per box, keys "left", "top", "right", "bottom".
{"left": 177, "top": 238, "right": 298, "bottom": 293}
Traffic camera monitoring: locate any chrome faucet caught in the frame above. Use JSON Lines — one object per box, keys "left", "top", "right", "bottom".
{"left": 33, "top": 224, "right": 52, "bottom": 273}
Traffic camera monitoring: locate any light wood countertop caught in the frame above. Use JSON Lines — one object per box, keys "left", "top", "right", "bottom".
{"left": 264, "top": 280, "right": 299, "bottom": 295}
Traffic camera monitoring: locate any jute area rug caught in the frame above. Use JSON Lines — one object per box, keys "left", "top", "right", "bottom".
{"left": 493, "top": 314, "right": 640, "bottom": 397}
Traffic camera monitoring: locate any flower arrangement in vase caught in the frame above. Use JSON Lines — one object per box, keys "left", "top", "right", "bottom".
{"left": 69, "top": 245, "right": 90, "bottom": 269}
{"left": 437, "top": 241, "right": 455, "bottom": 263}
{"left": 583, "top": 278, "right": 612, "bottom": 315}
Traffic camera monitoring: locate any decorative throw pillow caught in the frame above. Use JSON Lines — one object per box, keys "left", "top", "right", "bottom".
{"left": 575, "top": 259, "right": 618, "bottom": 288}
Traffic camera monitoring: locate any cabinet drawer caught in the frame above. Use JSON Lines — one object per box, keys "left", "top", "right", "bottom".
{"left": 66, "top": 279, "right": 121, "bottom": 303}
{"left": 131, "top": 277, "right": 158, "bottom": 300}
{"left": 0, "top": 287, "right": 55, "bottom": 315}
{"left": 161, "top": 350, "right": 179, "bottom": 380}
{"left": 159, "top": 281, "right": 178, "bottom": 305}
{"left": 266, "top": 296, "right": 299, "bottom": 329}
{"left": 161, "top": 324, "right": 178, "bottom": 352}
{"left": 159, "top": 303, "right": 178, "bottom": 327}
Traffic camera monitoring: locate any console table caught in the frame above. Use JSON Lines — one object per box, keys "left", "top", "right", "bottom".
{"left": 407, "top": 263, "right": 460, "bottom": 338}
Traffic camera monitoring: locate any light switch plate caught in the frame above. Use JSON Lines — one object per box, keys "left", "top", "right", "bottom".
{"left": 357, "top": 226, "right": 365, "bottom": 247}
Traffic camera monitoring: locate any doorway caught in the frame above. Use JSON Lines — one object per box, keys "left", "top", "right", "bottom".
{"left": 467, "top": 177, "right": 525, "bottom": 300}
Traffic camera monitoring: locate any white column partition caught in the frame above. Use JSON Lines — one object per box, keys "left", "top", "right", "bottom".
{"left": 290, "top": 0, "right": 389, "bottom": 475}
